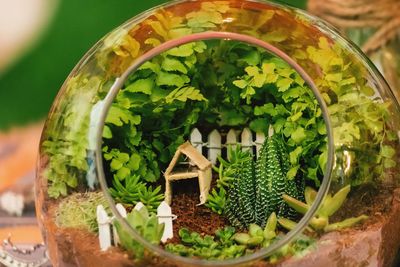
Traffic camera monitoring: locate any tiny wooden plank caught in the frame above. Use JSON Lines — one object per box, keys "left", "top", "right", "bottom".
{"left": 165, "top": 180, "right": 172, "bottom": 205}
{"left": 190, "top": 128, "right": 203, "bottom": 154}
{"left": 197, "top": 169, "right": 212, "bottom": 205}
{"left": 255, "top": 132, "right": 266, "bottom": 157}
{"left": 241, "top": 128, "right": 253, "bottom": 153}
{"left": 167, "top": 172, "right": 199, "bottom": 180}
{"left": 157, "top": 201, "right": 174, "bottom": 243}
{"left": 208, "top": 130, "right": 222, "bottom": 164}
{"left": 97, "top": 205, "right": 111, "bottom": 251}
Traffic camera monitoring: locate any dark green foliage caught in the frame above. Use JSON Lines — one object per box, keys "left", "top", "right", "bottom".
{"left": 103, "top": 39, "right": 330, "bottom": 206}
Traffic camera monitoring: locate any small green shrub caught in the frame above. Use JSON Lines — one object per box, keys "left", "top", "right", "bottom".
{"left": 109, "top": 174, "right": 163, "bottom": 212}
{"left": 114, "top": 205, "right": 164, "bottom": 258}
{"left": 55, "top": 192, "right": 109, "bottom": 233}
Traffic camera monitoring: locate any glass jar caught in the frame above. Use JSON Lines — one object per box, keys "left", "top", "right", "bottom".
{"left": 35, "top": 1, "right": 400, "bottom": 266}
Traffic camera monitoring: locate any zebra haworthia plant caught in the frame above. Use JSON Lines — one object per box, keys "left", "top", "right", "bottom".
{"left": 222, "top": 126, "right": 303, "bottom": 229}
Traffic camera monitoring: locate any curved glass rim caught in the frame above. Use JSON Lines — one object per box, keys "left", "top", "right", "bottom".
{"left": 94, "top": 31, "right": 334, "bottom": 266}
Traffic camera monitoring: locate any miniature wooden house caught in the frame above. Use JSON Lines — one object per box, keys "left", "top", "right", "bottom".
{"left": 164, "top": 142, "right": 212, "bottom": 205}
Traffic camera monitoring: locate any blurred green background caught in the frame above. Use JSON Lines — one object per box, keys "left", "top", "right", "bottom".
{"left": 0, "top": 0, "right": 306, "bottom": 130}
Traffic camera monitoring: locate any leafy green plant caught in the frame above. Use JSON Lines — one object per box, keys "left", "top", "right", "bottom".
{"left": 279, "top": 185, "right": 368, "bottom": 232}
{"left": 103, "top": 39, "right": 327, "bottom": 204}
{"left": 232, "top": 212, "right": 316, "bottom": 263}
{"left": 43, "top": 75, "right": 101, "bottom": 198}
{"left": 206, "top": 187, "right": 226, "bottom": 215}
{"left": 166, "top": 226, "right": 245, "bottom": 260}
{"left": 56, "top": 192, "right": 109, "bottom": 233}
{"left": 168, "top": 213, "right": 315, "bottom": 262}
{"left": 109, "top": 174, "right": 163, "bottom": 212}
{"left": 233, "top": 213, "right": 277, "bottom": 248}
{"left": 114, "top": 205, "right": 164, "bottom": 258}
{"left": 306, "top": 37, "right": 398, "bottom": 186}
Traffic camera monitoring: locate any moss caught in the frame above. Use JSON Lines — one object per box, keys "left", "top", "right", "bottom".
{"left": 55, "top": 192, "right": 110, "bottom": 233}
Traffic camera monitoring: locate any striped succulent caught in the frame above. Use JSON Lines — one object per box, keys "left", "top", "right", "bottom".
{"left": 225, "top": 151, "right": 256, "bottom": 228}
{"left": 224, "top": 129, "right": 302, "bottom": 229}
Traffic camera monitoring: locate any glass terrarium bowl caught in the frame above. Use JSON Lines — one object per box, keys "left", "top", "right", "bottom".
{"left": 35, "top": 0, "right": 400, "bottom": 266}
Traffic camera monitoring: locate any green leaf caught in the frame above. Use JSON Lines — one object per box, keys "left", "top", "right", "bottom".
{"left": 289, "top": 147, "right": 303, "bottom": 165}
{"left": 254, "top": 103, "right": 277, "bottom": 116}
{"left": 361, "top": 86, "right": 375, "bottom": 97}
{"left": 291, "top": 127, "right": 306, "bottom": 144}
{"left": 233, "top": 79, "right": 248, "bottom": 89}
{"left": 165, "top": 86, "right": 207, "bottom": 103}
{"left": 156, "top": 72, "right": 189, "bottom": 87}
{"left": 103, "top": 125, "right": 113, "bottom": 139}
{"left": 249, "top": 118, "right": 269, "bottom": 133}
{"left": 241, "top": 50, "right": 260, "bottom": 66}
{"left": 384, "top": 158, "right": 396, "bottom": 168}
{"left": 116, "top": 167, "right": 131, "bottom": 180}
{"left": 125, "top": 79, "right": 154, "bottom": 95}
{"left": 106, "top": 105, "right": 141, "bottom": 126}
{"left": 127, "top": 153, "right": 141, "bottom": 171}
{"left": 166, "top": 43, "right": 194, "bottom": 57}
{"left": 381, "top": 145, "right": 395, "bottom": 158}
{"left": 162, "top": 57, "right": 188, "bottom": 74}
{"left": 287, "top": 165, "right": 299, "bottom": 179}
{"left": 111, "top": 159, "right": 123, "bottom": 170}
{"left": 277, "top": 78, "right": 292, "bottom": 92}
{"left": 219, "top": 109, "right": 247, "bottom": 126}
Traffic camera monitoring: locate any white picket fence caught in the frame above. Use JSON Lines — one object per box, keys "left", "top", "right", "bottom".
{"left": 190, "top": 127, "right": 266, "bottom": 164}
{"left": 97, "top": 201, "right": 176, "bottom": 251}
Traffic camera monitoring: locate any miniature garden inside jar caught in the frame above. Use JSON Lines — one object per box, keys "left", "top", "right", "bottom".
{"left": 95, "top": 34, "right": 336, "bottom": 265}
{"left": 36, "top": 1, "right": 400, "bottom": 266}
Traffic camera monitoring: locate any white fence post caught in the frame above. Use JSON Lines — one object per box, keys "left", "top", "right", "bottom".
{"left": 113, "top": 203, "right": 127, "bottom": 246}
{"left": 97, "top": 205, "right": 111, "bottom": 251}
{"left": 208, "top": 130, "right": 222, "bottom": 164}
{"left": 241, "top": 128, "right": 253, "bottom": 153}
{"left": 189, "top": 128, "right": 268, "bottom": 162}
{"left": 226, "top": 129, "right": 237, "bottom": 161}
{"left": 255, "top": 132, "right": 266, "bottom": 156}
{"left": 190, "top": 128, "right": 203, "bottom": 154}
{"left": 157, "top": 201, "right": 176, "bottom": 243}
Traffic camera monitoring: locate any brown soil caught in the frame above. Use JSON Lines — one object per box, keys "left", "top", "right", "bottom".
{"left": 331, "top": 184, "right": 394, "bottom": 228}
{"left": 167, "top": 178, "right": 227, "bottom": 244}
{"left": 38, "top": 177, "right": 400, "bottom": 267}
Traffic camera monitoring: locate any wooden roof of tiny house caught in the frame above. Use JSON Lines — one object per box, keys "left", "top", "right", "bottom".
{"left": 165, "top": 142, "right": 211, "bottom": 176}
